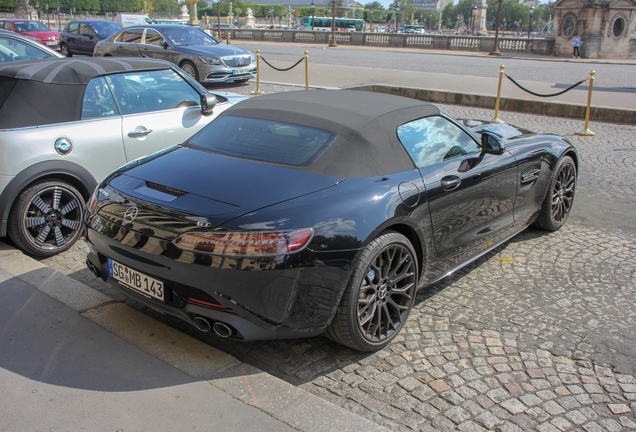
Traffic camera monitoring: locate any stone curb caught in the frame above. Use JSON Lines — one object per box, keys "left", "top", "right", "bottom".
{"left": 347, "top": 84, "right": 636, "bottom": 125}
{"left": 0, "top": 243, "right": 391, "bottom": 432}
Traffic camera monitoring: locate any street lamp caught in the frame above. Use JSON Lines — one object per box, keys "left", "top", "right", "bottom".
{"left": 527, "top": 6, "right": 534, "bottom": 42}
{"left": 489, "top": 0, "right": 503, "bottom": 56}
{"left": 370, "top": 8, "right": 373, "bottom": 32}
{"left": 311, "top": 0, "right": 315, "bottom": 30}
{"left": 329, "top": 0, "right": 337, "bottom": 47}
{"left": 471, "top": 6, "right": 477, "bottom": 35}
{"left": 396, "top": 5, "right": 400, "bottom": 31}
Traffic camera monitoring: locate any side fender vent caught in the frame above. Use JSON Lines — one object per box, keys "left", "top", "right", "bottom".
{"left": 520, "top": 164, "right": 541, "bottom": 190}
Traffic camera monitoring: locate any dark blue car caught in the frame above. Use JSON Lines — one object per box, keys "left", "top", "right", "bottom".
{"left": 60, "top": 20, "right": 122, "bottom": 56}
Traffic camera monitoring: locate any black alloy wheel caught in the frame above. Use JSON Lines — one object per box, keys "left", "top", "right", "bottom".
{"left": 8, "top": 180, "right": 85, "bottom": 257}
{"left": 534, "top": 156, "right": 576, "bottom": 231}
{"left": 327, "top": 231, "right": 417, "bottom": 351}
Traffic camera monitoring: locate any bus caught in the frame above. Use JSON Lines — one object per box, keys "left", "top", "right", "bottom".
{"left": 300, "top": 17, "right": 364, "bottom": 32}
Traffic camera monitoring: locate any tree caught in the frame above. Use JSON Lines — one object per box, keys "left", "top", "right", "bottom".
{"left": 364, "top": 1, "right": 383, "bottom": 11}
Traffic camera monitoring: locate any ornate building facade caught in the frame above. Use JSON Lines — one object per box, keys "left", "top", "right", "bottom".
{"left": 553, "top": 0, "right": 636, "bottom": 58}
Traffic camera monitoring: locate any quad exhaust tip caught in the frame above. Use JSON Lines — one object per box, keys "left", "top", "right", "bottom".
{"left": 193, "top": 317, "right": 234, "bottom": 338}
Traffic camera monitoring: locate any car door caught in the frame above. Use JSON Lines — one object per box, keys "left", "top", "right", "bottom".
{"left": 105, "top": 68, "right": 210, "bottom": 162}
{"left": 76, "top": 23, "right": 95, "bottom": 55}
{"left": 397, "top": 115, "right": 518, "bottom": 260}
{"left": 140, "top": 28, "right": 175, "bottom": 62}
{"left": 111, "top": 28, "right": 144, "bottom": 57}
{"left": 64, "top": 22, "right": 79, "bottom": 52}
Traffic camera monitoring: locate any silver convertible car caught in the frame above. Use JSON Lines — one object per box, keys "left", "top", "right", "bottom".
{"left": 0, "top": 57, "right": 246, "bottom": 257}
{"left": 93, "top": 25, "right": 256, "bottom": 84}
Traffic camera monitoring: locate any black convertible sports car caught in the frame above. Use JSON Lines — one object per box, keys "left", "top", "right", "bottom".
{"left": 84, "top": 90, "right": 577, "bottom": 351}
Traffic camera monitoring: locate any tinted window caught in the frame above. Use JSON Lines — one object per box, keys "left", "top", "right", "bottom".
{"left": 144, "top": 29, "right": 164, "bottom": 46}
{"left": 117, "top": 28, "right": 143, "bottom": 43}
{"left": 105, "top": 69, "right": 200, "bottom": 115}
{"left": 66, "top": 22, "right": 79, "bottom": 34}
{"left": 162, "top": 27, "right": 217, "bottom": 46}
{"left": 188, "top": 116, "right": 335, "bottom": 167}
{"left": 0, "top": 35, "right": 55, "bottom": 61}
{"left": 82, "top": 77, "right": 119, "bottom": 119}
{"left": 91, "top": 21, "right": 121, "bottom": 36}
{"left": 397, "top": 116, "right": 480, "bottom": 168}
{"left": 13, "top": 21, "right": 51, "bottom": 32}
{"left": 79, "top": 24, "right": 92, "bottom": 36}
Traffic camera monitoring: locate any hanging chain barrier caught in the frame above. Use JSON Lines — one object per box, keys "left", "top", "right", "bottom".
{"left": 252, "top": 51, "right": 310, "bottom": 95}
{"left": 260, "top": 55, "right": 305, "bottom": 72}
{"left": 504, "top": 73, "right": 588, "bottom": 98}
{"left": 492, "top": 65, "right": 596, "bottom": 136}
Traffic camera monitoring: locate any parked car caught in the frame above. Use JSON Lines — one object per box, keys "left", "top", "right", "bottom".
{"left": 0, "top": 57, "right": 247, "bottom": 257}
{"left": 84, "top": 90, "right": 578, "bottom": 351}
{"left": 0, "top": 19, "right": 60, "bottom": 50}
{"left": 93, "top": 25, "right": 256, "bottom": 84}
{"left": 59, "top": 20, "right": 123, "bottom": 56}
{"left": 0, "top": 29, "right": 64, "bottom": 62}
{"left": 115, "top": 14, "right": 154, "bottom": 27}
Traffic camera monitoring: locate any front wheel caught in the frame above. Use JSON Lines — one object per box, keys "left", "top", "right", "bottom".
{"left": 60, "top": 43, "right": 71, "bottom": 57}
{"left": 180, "top": 60, "right": 199, "bottom": 82}
{"left": 326, "top": 231, "right": 418, "bottom": 351}
{"left": 533, "top": 156, "right": 576, "bottom": 231}
{"left": 8, "top": 180, "right": 85, "bottom": 257}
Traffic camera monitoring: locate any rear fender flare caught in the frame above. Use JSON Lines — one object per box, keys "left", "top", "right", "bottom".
{"left": 0, "top": 161, "right": 96, "bottom": 237}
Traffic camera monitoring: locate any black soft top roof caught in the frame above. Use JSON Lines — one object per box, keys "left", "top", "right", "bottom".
{"left": 214, "top": 89, "right": 440, "bottom": 178}
{"left": 0, "top": 57, "right": 173, "bottom": 129}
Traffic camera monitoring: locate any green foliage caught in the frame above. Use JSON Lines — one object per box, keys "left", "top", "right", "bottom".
{"left": 364, "top": 1, "right": 383, "bottom": 11}
{"left": 0, "top": 0, "right": 19, "bottom": 12}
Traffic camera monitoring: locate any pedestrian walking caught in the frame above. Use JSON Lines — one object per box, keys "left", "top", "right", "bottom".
{"left": 572, "top": 34, "right": 581, "bottom": 58}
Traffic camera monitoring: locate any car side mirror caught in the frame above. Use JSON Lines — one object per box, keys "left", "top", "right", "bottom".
{"left": 201, "top": 93, "right": 217, "bottom": 116}
{"left": 481, "top": 132, "right": 505, "bottom": 155}
{"left": 162, "top": 40, "right": 169, "bottom": 49}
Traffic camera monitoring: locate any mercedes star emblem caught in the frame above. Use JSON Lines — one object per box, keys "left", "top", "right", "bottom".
{"left": 123, "top": 206, "right": 138, "bottom": 223}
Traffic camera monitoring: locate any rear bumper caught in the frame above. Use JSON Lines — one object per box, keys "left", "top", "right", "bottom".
{"left": 84, "top": 224, "right": 357, "bottom": 341}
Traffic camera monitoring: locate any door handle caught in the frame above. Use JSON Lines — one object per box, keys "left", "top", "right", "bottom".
{"left": 441, "top": 176, "right": 461, "bottom": 191}
{"left": 128, "top": 129, "right": 153, "bottom": 138}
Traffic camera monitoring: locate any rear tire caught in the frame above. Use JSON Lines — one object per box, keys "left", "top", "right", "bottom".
{"left": 533, "top": 156, "right": 576, "bottom": 232}
{"left": 8, "top": 180, "right": 85, "bottom": 257}
{"left": 326, "top": 231, "right": 418, "bottom": 351}
{"left": 180, "top": 60, "right": 199, "bottom": 82}
{"left": 60, "top": 43, "right": 72, "bottom": 57}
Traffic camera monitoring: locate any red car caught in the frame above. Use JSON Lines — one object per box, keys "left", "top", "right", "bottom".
{"left": 0, "top": 19, "right": 60, "bottom": 50}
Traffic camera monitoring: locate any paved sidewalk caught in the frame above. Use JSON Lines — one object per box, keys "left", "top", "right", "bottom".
{"left": 0, "top": 242, "right": 388, "bottom": 432}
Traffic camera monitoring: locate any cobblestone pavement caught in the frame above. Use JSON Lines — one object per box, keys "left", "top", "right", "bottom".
{"left": 35, "top": 83, "right": 636, "bottom": 432}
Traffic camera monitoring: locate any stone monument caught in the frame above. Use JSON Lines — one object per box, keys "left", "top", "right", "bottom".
{"left": 14, "top": 0, "right": 35, "bottom": 19}
{"left": 473, "top": 0, "right": 488, "bottom": 34}
{"left": 246, "top": 7, "right": 256, "bottom": 28}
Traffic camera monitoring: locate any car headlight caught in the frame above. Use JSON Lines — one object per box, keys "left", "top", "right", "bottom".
{"left": 173, "top": 228, "right": 314, "bottom": 256}
{"left": 198, "top": 56, "right": 222, "bottom": 65}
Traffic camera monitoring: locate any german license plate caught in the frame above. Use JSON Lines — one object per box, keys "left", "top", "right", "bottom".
{"left": 108, "top": 258, "right": 164, "bottom": 301}
{"left": 46, "top": 41, "right": 57, "bottom": 46}
{"left": 233, "top": 67, "right": 249, "bottom": 75}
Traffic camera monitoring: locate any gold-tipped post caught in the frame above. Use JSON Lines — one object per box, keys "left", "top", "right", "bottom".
{"left": 304, "top": 51, "right": 309, "bottom": 90}
{"left": 227, "top": 32, "right": 231, "bottom": 45}
{"left": 492, "top": 65, "right": 505, "bottom": 123}
{"left": 252, "top": 50, "right": 264, "bottom": 95}
{"left": 576, "top": 71, "right": 595, "bottom": 136}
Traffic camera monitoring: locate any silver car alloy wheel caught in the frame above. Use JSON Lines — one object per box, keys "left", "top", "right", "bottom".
{"left": 20, "top": 185, "right": 83, "bottom": 253}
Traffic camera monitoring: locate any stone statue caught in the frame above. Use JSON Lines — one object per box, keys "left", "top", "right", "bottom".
{"left": 246, "top": 7, "right": 254, "bottom": 18}
{"left": 181, "top": 4, "right": 189, "bottom": 16}
{"left": 14, "top": 0, "right": 34, "bottom": 19}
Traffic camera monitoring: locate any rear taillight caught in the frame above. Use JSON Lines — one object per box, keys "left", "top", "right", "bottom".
{"left": 173, "top": 228, "right": 314, "bottom": 256}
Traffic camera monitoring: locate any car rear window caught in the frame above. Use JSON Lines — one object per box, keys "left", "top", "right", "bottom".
{"left": 187, "top": 116, "right": 335, "bottom": 167}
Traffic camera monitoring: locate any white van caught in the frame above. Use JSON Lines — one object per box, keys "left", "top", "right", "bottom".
{"left": 115, "top": 14, "right": 154, "bottom": 27}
